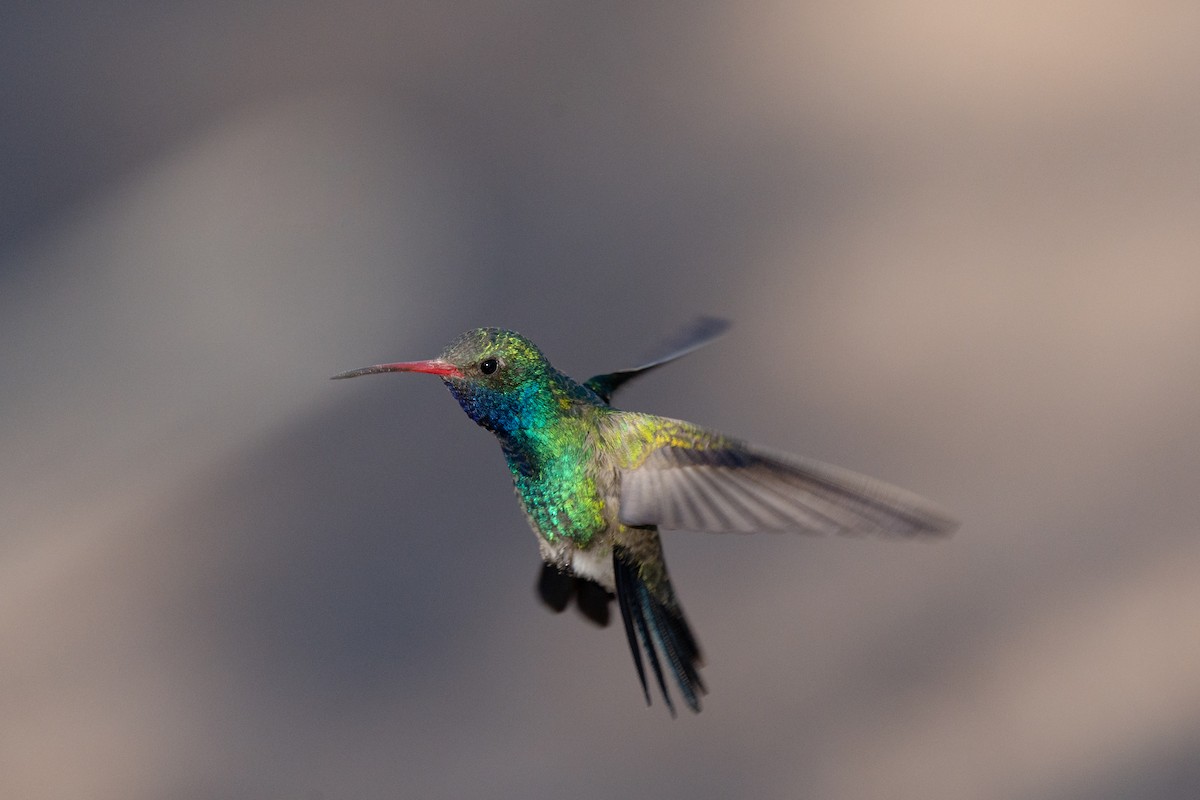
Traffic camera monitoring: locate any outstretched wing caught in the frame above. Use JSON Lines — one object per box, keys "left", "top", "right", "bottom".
{"left": 619, "top": 441, "right": 957, "bottom": 538}
{"left": 585, "top": 317, "right": 730, "bottom": 404}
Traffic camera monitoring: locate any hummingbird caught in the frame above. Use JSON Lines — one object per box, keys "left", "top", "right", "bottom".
{"left": 333, "top": 319, "right": 956, "bottom": 714}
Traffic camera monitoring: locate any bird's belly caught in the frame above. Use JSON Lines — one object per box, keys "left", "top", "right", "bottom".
{"left": 506, "top": 448, "right": 619, "bottom": 585}
{"left": 566, "top": 544, "right": 616, "bottom": 590}
{"left": 536, "top": 530, "right": 616, "bottom": 590}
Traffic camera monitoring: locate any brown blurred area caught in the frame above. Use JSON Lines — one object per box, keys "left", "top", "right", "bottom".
{"left": 3, "top": 3, "right": 1199, "bottom": 799}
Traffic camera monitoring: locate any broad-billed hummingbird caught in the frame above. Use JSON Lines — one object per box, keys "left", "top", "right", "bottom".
{"left": 333, "top": 319, "right": 956, "bottom": 714}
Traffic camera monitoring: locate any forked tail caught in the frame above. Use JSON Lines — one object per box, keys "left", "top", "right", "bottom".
{"left": 613, "top": 544, "right": 705, "bottom": 714}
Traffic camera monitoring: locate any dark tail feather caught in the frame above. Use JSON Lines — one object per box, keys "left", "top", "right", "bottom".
{"left": 615, "top": 567, "right": 652, "bottom": 707}
{"left": 613, "top": 547, "right": 706, "bottom": 714}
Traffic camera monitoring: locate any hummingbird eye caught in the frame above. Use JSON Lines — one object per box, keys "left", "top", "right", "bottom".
{"left": 479, "top": 357, "right": 499, "bottom": 375}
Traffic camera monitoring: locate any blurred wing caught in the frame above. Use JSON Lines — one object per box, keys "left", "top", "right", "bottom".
{"left": 535, "top": 564, "right": 613, "bottom": 627}
{"left": 619, "top": 443, "right": 957, "bottom": 538}
{"left": 585, "top": 317, "right": 730, "bottom": 404}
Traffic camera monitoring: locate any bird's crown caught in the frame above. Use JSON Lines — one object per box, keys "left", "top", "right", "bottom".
{"left": 438, "top": 327, "right": 551, "bottom": 388}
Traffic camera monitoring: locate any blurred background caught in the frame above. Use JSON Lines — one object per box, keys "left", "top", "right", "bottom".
{"left": 3, "top": 2, "right": 1199, "bottom": 798}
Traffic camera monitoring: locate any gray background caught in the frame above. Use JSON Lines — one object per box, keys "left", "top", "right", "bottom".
{"left": 4, "top": 3, "right": 1200, "bottom": 799}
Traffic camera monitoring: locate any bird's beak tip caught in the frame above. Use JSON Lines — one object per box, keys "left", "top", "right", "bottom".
{"left": 330, "top": 359, "right": 463, "bottom": 381}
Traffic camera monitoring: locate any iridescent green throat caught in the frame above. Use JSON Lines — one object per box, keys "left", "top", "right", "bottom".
{"left": 447, "top": 363, "right": 609, "bottom": 547}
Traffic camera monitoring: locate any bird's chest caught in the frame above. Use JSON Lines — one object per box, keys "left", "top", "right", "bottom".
{"left": 503, "top": 440, "right": 612, "bottom": 549}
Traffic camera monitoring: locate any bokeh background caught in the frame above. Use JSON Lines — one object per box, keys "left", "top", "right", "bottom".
{"left": 4, "top": 3, "right": 1200, "bottom": 798}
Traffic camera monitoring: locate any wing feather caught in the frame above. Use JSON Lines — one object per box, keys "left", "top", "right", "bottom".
{"left": 687, "top": 463, "right": 763, "bottom": 529}
{"left": 620, "top": 442, "right": 957, "bottom": 537}
{"left": 585, "top": 317, "right": 730, "bottom": 404}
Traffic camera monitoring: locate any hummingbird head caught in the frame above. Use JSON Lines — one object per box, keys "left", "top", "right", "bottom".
{"left": 332, "top": 328, "right": 567, "bottom": 436}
